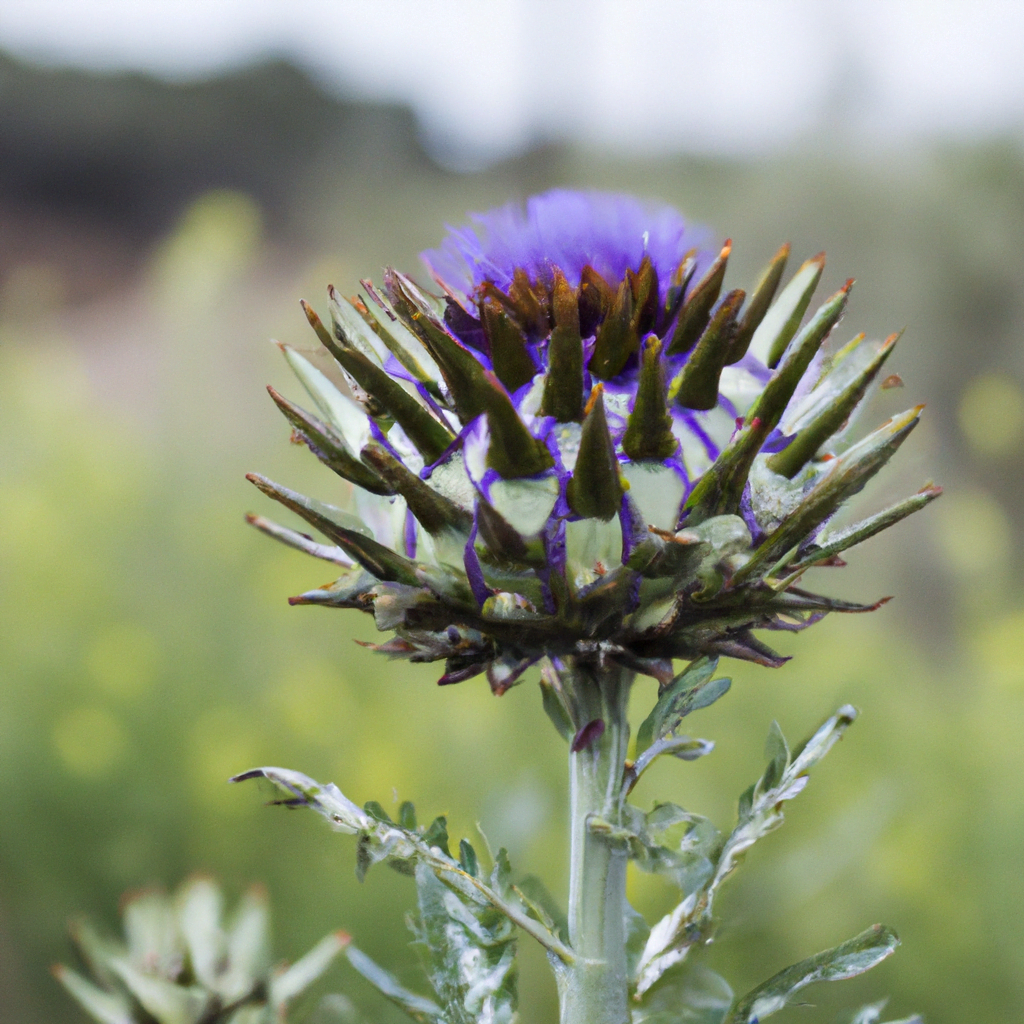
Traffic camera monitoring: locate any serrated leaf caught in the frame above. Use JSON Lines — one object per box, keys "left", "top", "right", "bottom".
{"left": 717, "top": 707, "right": 856, "bottom": 902}
{"left": 233, "top": 769, "right": 571, "bottom": 965}
{"left": 789, "top": 704, "right": 857, "bottom": 775}
{"left": 628, "top": 735, "right": 717, "bottom": 793}
{"left": 635, "top": 658, "right": 730, "bottom": 757}
{"left": 230, "top": 766, "right": 370, "bottom": 834}
{"left": 725, "top": 925, "right": 899, "bottom": 1023}
{"left": 636, "top": 706, "right": 859, "bottom": 998}
{"left": 591, "top": 810, "right": 717, "bottom": 897}
{"left": 413, "top": 863, "right": 518, "bottom": 1024}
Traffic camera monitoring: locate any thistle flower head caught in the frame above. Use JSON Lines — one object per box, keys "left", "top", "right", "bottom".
{"left": 248, "top": 190, "right": 938, "bottom": 694}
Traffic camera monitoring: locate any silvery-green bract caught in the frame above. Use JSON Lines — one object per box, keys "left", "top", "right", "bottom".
{"left": 53, "top": 877, "right": 350, "bottom": 1024}
{"left": 248, "top": 190, "right": 937, "bottom": 693}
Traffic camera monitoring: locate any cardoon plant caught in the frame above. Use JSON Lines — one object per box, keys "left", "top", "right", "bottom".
{"left": 54, "top": 877, "right": 350, "bottom": 1023}
{"left": 230, "top": 190, "right": 934, "bottom": 1024}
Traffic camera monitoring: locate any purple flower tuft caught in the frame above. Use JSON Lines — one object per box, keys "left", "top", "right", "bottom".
{"left": 422, "top": 189, "right": 715, "bottom": 303}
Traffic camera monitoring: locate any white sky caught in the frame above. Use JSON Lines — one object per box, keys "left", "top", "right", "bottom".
{"left": 1, "top": 0, "right": 1023, "bottom": 165}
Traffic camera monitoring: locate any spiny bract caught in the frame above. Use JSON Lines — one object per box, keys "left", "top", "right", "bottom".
{"left": 248, "top": 190, "right": 938, "bottom": 693}
{"left": 53, "top": 877, "right": 349, "bottom": 1024}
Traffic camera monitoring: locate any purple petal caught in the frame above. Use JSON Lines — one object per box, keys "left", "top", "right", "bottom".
{"left": 423, "top": 190, "right": 715, "bottom": 305}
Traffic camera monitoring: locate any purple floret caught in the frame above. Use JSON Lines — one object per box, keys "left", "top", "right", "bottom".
{"left": 422, "top": 189, "right": 716, "bottom": 304}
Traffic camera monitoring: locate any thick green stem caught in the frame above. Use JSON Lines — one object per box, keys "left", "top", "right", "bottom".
{"left": 561, "top": 661, "right": 633, "bottom": 1024}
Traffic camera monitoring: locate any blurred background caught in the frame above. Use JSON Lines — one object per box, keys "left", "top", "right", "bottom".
{"left": 2, "top": 2, "right": 1024, "bottom": 1021}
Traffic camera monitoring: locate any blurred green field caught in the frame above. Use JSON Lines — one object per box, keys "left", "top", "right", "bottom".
{"left": 3, "top": 66, "right": 1024, "bottom": 1022}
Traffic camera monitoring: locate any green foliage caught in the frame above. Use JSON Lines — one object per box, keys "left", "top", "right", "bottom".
{"left": 634, "top": 657, "right": 731, "bottom": 761}
{"left": 724, "top": 926, "right": 899, "bottom": 1023}
{"left": 13, "top": 124, "right": 1024, "bottom": 1024}
{"left": 225, "top": 689, "right": 904, "bottom": 1024}
{"left": 230, "top": 769, "right": 570, "bottom": 967}
{"left": 629, "top": 706, "right": 866, "bottom": 1005}
{"left": 412, "top": 863, "right": 518, "bottom": 1024}
{"left": 222, "top": 773, "right": 588, "bottom": 1023}
{"left": 54, "top": 879, "right": 347, "bottom": 1024}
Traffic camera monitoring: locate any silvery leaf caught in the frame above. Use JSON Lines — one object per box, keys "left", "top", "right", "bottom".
{"left": 725, "top": 925, "right": 899, "bottom": 1023}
